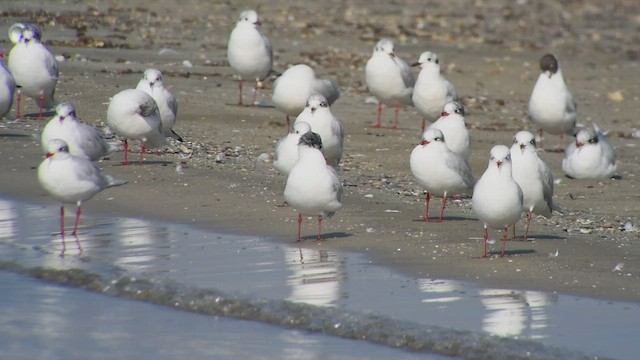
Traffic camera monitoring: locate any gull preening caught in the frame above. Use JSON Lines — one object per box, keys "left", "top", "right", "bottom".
{"left": 106, "top": 88, "right": 166, "bottom": 165}
{"left": 284, "top": 132, "right": 342, "bottom": 242}
{"left": 364, "top": 38, "right": 415, "bottom": 129}
{"left": 427, "top": 101, "right": 470, "bottom": 161}
{"left": 0, "top": 58, "right": 15, "bottom": 119}
{"left": 510, "top": 131, "right": 554, "bottom": 239}
{"left": 7, "top": 23, "right": 58, "bottom": 119}
{"left": 136, "top": 68, "right": 183, "bottom": 142}
{"left": 41, "top": 102, "right": 119, "bottom": 161}
{"left": 227, "top": 10, "right": 273, "bottom": 106}
{"left": 37, "top": 139, "right": 127, "bottom": 251}
{"left": 528, "top": 53, "right": 576, "bottom": 149}
{"left": 272, "top": 64, "right": 340, "bottom": 130}
{"left": 410, "top": 128, "right": 475, "bottom": 222}
{"left": 562, "top": 123, "right": 617, "bottom": 179}
{"left": 273, "top": 121, "right": 312, "bottom": 176}
{"left": 294, "top": 94, "right": 344, "bottom": 168}
{"left": 412, "top": 51, "right": 458, "bottom": 131}
{"left": 472, "top": 145, "right": 523, "bottom": 257}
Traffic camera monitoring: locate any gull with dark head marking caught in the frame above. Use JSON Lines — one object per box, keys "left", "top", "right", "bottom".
{"left": 136, "top": 68, "right": 183, "bottom": 142}
{"left": 510, "top": 131, "right": 554, "bottom": 239}
{"left": 427, "top": 101, "right": 470, "bottom": 161}
{"left": 0, "top": 57, "right": 15, "bottom": 119}
{"left": 7, "top": 23, "right": 58, "bottom": 119}
{"left": 38, "top": 139, "right": 127, "bottom": 252}
{"left": 274, "top": 121, "right": 312, "bottom": 176}
{"left": 294, "top": 94, "right": 344, "bottom": 168}
{"left": 284, "top": 132, "right": 342, "bottom": 242}
{"left": 106, "top": 89, "right": 166, "bottom": 165}
{"left": 562, "top": 123, "right": 617, "bottom": 179}
{"left": 472, "top": 145, "right": 523, "bottom": 257}
{"left": 528, "top": 53, "right": 576, "bottom": 149}
{"left": 412, "top": 51, "right": 458, "bottom": 131}
{"left": 227, "top": 10, "right": 273, "bottom": 106}
{"left": 410, "top": 128, "right": 475, "bottom": 222}
{"left": 272, "top": 64, "right": 340, "bottom": 130}
{"left": 41, "top": 102, "right": 119, "bottom": 162}
{"left": 365, "top": 38, "right": 415, "bottom": 129}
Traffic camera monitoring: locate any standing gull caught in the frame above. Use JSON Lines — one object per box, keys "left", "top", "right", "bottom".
{"left": 284, "top": 132, "right": 342, "bottom": 242}
{"left": 562, "top": 123, "right": 617, "bottom": 179}
{"left": 136, "top": 68, "right": 183, "bottom": 142}
{"left": 364, "top": 38, "right": 415, "bottom": 129}
{"left": 412, "top": 51, "right": 458, "bottom": 131}
{"left": 528, "top": 53, "right": 576, "bottom": 149}
{"left": 37, "top": 139, "right": 127, "bottom": 252}
{"left": 510, "top": 131, "right": 554, "bottom": 240}
{"left": 427, "top": 101, "right": 470, "bottom": 161}
{"left": 294, "top": 94, "right": 344, "bottom": 168}
{"left": 106, "top": 89, "right": 166, "bottom": 165}
{"left": 0, "top": 57, "right": 15, "bottom": 119}
{"left": 227, "top": 10, "right": 273, "bottom": 106}
{"left": 41, "top": 102, "right": 119, "bottom": 161}
{"left": 410, "top": 128, "right": 475, "bottom": 222}
{"left": 272, "top": 64, "right": 340, "bottom": 130}
{"left": 472, "top": 145, "right": 523, "bottom": 257}
{"left": 274, "top": 121, "right": 312, "bottom": 176}
{"left": 7, "top": 23, "right": 58, "bottom": 119}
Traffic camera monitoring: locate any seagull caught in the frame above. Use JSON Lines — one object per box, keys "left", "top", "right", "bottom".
{"left": 427, "top": 101, "right": 470, "bottom": 160}
{"left": 293, "top": 94, "right": 344, "bottom": 168}
{"left": 364, "top": 38, "right": 415, "bottom": 129}
{"left": 412, "top": 51, "right": 458, "bottom": 131}
{"left": 562, "top": 123, "right": 617, "bottom": 179}
{"left": 410, "top": 128, "right": 475, "bottom": 222}
{"left": 136, "top": 68, "right": 183, "bottom": 142}
{"left": 472, "top": 145, "right": 523, "bottom": 257}
{"left": 272, "top": 64, "right": 340, "bottom": 130}
{"left": 41, "top": 102, "right": 119, "bottom": 161}
{"left": 0, "top": 57, "right": 15, "bottom": 119}
{"left": 227, "top": 10, "right": 273, "bottom": 106}
{"left": 7, "top": 23, "right": 58, "bottom": 119}
{"left": 37, "top": 139, "right": 127, "bottom": 251}
{"left": 510, "top": 131, "right": 554, "bottom": 239}
{"left": 274, "top": 121, "right": 312, "bottom": 176}
{"left": 284, "top": 132, "right": 342, "bottom": 242}
{"left": 528, "top": 53, "right": 576, "bottom": 149}
{"left": 106, "top": 88, "right": 166, "bottom": 165}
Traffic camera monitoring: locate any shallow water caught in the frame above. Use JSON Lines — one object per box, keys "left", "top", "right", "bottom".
{"left": 0, "top": 197, "right": 637, "bottom": 359}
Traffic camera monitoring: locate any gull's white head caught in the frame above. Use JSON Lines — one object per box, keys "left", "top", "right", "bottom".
{"left": 413, "top": 51, "right": 440, "bottom": 69}
{"left": 305, "top": 94, "right": 329, "bottom": 114}
{"left": 55, "top": 103, "right": 77, "bottom": 122}
{"left": 575, "top": 127, "right": 598, "bottom": 148}
{"left": 21, "top": 24, "right": 42, "bottom": 44}
{"left": 512, "top": 131, "right": 537, "bottom": 153}
{"left": 441, "top": 101, "right": 464, "bottom": 117}
{"left": 142, "top": 68, "right": 164, "bottom": 88}
{"left": 292, "top": 121, "right": 312, "bottom": 135}
{"left": 237, "top": 10, "right": 260, "bottom": 26}
{"left": 420, "top": 128, "right": 446, "bottom": 146}
{"left": 489, "top": 145, "right": 512, "bottom": 170}
{"left": 45, "top": 139, "right": 70, "bottom": 158}
{"left": 373, "top": 38, "right": 395, "bottom": 57}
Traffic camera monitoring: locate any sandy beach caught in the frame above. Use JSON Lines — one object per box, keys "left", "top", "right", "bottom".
{"left": 1, "top": 0, "right": 639, "bottom": 305}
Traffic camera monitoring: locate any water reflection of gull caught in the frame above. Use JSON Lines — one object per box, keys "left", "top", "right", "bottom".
{"left": 284, "top": 247, "right": 343, "bottom": 307}
{"left": 417, "top": 278, "right": 465, "bottom": 304}
{"left": 0, "top": 199, "right": 18, "bottom": 242}
{"left": 111, "top": 217, "right": 172, "bottom": 271}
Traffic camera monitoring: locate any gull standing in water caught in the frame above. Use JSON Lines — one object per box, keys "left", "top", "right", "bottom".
{"left": 410, "top": 128, "right": 475, "bottom": 222}
{"left": 562, "top": 123, "right": 617, "bottom": 179}
{"left": 364, "top": 38, "right": 415, "bottom": 129}
{"left": 136, "top": 68, "right": 183, "bottom": 142}
{"left": 472, "top": 145, "right": 523, "bottom": 257}
{"left": 528, "top": 53, "right": 576, "bottom": 150}
{"left": 106, "top": 89, "right": 166, "bottom": 165}
{"left": 284, "top": 132, "right": 342, "bottom": 242}
{"left": 510, "top": 131, "right": 554, "bottom": 240}
{"left": 294, "top": 94, "right": 344, "bottom": 168}
{"left": 412, "top": 51, "right": 458, "bottom": 132}
{"left": 273, "top": 121, "right": 312, "bottom": 176}
{"left": 38, "top": 139, "right": 127, "bottom": 252}
{"left": 227, "top": 10, "right": 273, "bottom": 106}
{"left": 41, "top": 102, "right": 119, "bottom": 161}
{"left": 7, "top": 23, "right": 58, "bottom": 119}
{"left": 272, "top": 64, "right": 340, "bottom": 130}
{"left": 427, "top": 101, "right": 470, "bottom": 161}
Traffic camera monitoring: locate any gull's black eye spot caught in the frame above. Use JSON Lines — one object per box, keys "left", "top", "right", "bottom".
{"left": 320, "top": 101, "right": 328, "bottom": 107}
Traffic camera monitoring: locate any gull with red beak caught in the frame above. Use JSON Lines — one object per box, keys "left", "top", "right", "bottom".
{"left": 38, "top": 139, "right": 127, "bottom": 253}
{"left": 294, "top": 94, "right": 344, "bottom": 168}
{"left": 410, "top": 128, "right": 475, "bottom": 222}
{"left": 412, "top": 51, "right": 458, "bottom": 132}
{"left": 427, "top": 101, "right": 470, "bottom": 160}
{"left": 562, "top": 123, "right": 617, "bottom": 179}
{"left": 136, "top": 68, "right": 183, "bottom": 142}
{"left": 227, "top": 10, "right": 273, "bottom": 106}
{"left": 41, "top": 102, "right": 118, "bottom": 161}
{"left": 472, "top": 145, "right": 523, "bottom": 257}
{"left": 364, "top": 38, "right": 415, "bottom": 129}
{"left": 7, "top": 23, "right": 58, "bottom": 119}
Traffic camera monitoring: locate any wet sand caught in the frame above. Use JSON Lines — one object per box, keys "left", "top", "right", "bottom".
{"left": 1, "top": 0, "right": 639, "bottom": 302}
